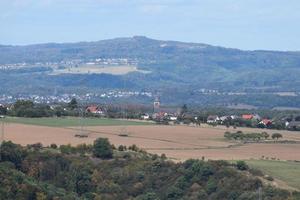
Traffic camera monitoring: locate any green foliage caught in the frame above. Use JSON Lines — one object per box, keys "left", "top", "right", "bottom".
{"left": 0, "top": 105, "right": 7, "bottom": 115}
{"left": 236, "top": 161, "right": 249, "bottom": 171}
{"left": 0, "top": 141, "right": 26, "bottom": 168}
{"left": 9, "top": 100, "right": 54, "bottom": 118}
{"left": 93, "top": 138, "right": 113, "bottom": 159}
{"left": 224, "top": 131, "right": 276, "bottom": 141}
{"left": 68, "top": 98, "right": 78, "bottom": 110}
{"left": 3, "top": 116, "right": 150, "bottom": 127}
{"left": 2, "top": 37, "right": 300, "bottom": 108}
{"left": 0, "top": 140, "right": 299, "bottom": 199}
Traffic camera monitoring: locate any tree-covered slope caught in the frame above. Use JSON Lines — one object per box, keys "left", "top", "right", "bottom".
{"left": 1, "top": 36, "right": 300, "bottom": 68}
{"left": 1, "top": 36, "right": 300, "bottom": 107}
{"left": 0, "top": 140, "right": 299, "bottom": 200}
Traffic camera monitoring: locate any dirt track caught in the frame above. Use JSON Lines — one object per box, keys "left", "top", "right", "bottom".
{"left": 3, "top": 123, "right": 300, "bottom": 161}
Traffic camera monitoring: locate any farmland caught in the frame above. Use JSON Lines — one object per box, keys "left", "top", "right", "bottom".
{"left": 247, "top": 160, "right": 300, "bottom": 191}
{"left": 2, "top": 118, "right": 300, "bottom": 161}
{"left": 2, "top": 117, "right": 300, "bottom": 191}
{"left": 50, "top": 65, "right": 151, "bottom": 75}
{"left": 2, "top": 117, "right": 151, "bottom": 127}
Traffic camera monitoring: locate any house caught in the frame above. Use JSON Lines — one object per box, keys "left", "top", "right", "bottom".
{"left": 286, "top": 116, "right": 300, "bottom": 130}
{"left": 242, "top": 114, "right": 254, "bottom": 120}
{"left": 141, "top": 114, "right": 150, "bottom": 120}
{"left": 242, "top": 114, "right": 261, "bottom": 121}
{"left": 259, "top": 119, "right": 272, "bottom": 126}
{"left": 86, "top": 105, "right": 104, "bottom": 114}
{"left": 286, "top": 121, "right": 300, "bottom": 130}
{"left": 230, "top": 115, "right": 239, "bottom": 120}
{"left": 207, "top": 115, "right": 219, "bottom": 123}
{"left": 168, "top": 115, "right": 178, "bottom": 121}
{"left": 219, "top": 116, "right": 231, "bottom": 123}
{"left": 152, "top": 112, "right": 168, "bottom": 120}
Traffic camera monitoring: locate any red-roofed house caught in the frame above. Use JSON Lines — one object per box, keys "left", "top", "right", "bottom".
{"left": 86, "top": 105, "right": 104, "bottom": 114}
{"left": 242, "top": 114, "right": 254, "bottom": 120}
{"left": 259, "top": 119, "right": 272, "bottom": 126}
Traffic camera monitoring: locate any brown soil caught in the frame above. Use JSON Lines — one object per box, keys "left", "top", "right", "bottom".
{"left": 3, "top": 123, "right": 300, "bottom": 161}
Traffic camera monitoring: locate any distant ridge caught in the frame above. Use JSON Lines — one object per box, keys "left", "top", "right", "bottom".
{"left": 1, "top": 36, "right": 300, "bottom": 108}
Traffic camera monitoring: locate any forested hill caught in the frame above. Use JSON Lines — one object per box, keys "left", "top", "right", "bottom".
{"left": 1, "top": 36, "right": 300, "bottom": 107}
{"left": 1, "top": 36, "right": 300, "bottom": 68}
{"left": 0, "top": 139, "right": 299, "bottom": 200}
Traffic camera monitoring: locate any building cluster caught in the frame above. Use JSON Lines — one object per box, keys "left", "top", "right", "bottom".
{"left": 206, "top": 113, "right": 300, "bottom": 130}
{"left": 0, "top": 91, "right": 153, "bottom": 104}
{"left": 0, "top": 58, "right": 139, "bottom": 71}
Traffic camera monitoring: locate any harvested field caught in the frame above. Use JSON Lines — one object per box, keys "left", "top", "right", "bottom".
{"left": 50, "top": 65, "right": 150, "bottom": 75}
{"left": 3, "top": 123, "right": 300, "bottom": 162}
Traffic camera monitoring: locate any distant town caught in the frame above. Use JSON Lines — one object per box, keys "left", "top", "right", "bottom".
{"left": 0, "top": 58, "right": 139, "bottom": 70}
{"left": 0, "top": 90, "right": 153, "bottom": 104}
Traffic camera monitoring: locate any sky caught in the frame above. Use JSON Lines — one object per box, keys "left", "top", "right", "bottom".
{"left": 1, "top": 0, "right": 300, "bottom": 51}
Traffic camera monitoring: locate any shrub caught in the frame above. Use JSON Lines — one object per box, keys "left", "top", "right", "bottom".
{"left": 118, "top": 145, "right": 126, "bottom": 151}
{"left": 50, "top": 144, "right": 57, "bottom": 149}
{"left": 128, "top": 144, "right": 139, "bottom": 152}
{"left": 93, "top": 138, "right": 113, "bottom": 159}
{"left": 0, "top": 141, "right": 25, "bottom": 168}
{"left": 264, "top": 175, "right": 274, "bottom": 181}
{"left": 272, "top": 133, "right": 283, "bottom": 140}
{"left": 236, "top": 160, "right": 248, "bottom": 170}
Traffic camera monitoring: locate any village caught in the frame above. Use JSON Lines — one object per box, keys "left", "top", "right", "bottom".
{"left": 4, "top": 94, "right": 299, "bottom": 132}
{"left": 0, "top": 90, "right": 153, "bottom": 104}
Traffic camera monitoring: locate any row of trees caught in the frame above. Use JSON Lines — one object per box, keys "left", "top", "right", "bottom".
{"left": 3, "top": 99, "right": 81, "bottom": 118}
{"left": 3, "top": 99, "right": 151, "bottom": 119}
{"left": 224, "top": 131, "right": 283, "bottom": 141}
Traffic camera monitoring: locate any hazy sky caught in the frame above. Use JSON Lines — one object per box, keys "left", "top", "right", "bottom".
{"left": 1, "top": 0, "right": 300, "bottom": 50}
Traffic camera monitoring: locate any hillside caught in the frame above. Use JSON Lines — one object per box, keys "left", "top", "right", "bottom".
{"left": 0, "top": 140, "right": 299, "bottom": 200}
{"left": 1, "top": 36, "right": 300, "bottom": 107}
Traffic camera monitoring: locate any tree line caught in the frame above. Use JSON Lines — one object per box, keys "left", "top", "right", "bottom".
{"left": 224, "top": 131, "right": 283, "bottom": 141}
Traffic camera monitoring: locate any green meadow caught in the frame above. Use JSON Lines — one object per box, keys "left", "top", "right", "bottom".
{"left": 2, "top": 117, "right": 151, "bottom": 127}
{"left": 246, "top": 160, "right": 300, "bottom": 191}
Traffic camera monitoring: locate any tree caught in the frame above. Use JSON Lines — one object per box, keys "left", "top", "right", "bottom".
{"left": 236, "top": 160, "right": 248, "bottom": 170}
{"left": 0, "top": 105, "right": 7, "bottom": 115}
{"left": 272, "top": 133, "right": 283, "bottom": 140}
{"left": 180, "top": 104, "right": 188, "bottom": 116}
{"left": 0, "top": 141, "right": 25, "bottom": 168}
{"left": 93, "top": 138, "right": 113, "bottom": 159}
{"left": 68, "top": 98, "right": 78, "bottom": 110}
{"left": 12, "top": 100, "right": 34, "bottom": 117}
{"left": 136, "top": 192, "right": 159, "bottom": 200}
{"left": 14, "top": 100, "right": 34, "bottom": 110}
{"left": 261, "top": 132, "right": 269, "bottom": 139}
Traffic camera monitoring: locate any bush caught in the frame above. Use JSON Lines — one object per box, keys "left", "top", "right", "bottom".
{"left": 236, "top": 160, "right": 248, "bottom": 170}
{"left": 27, "top": 143, "right": 43, "bottom": 151}
{"left": 272, "top": 133, "right": 283, "bottom": 140}
{"left": 50, "top": 144, "right": 57, "bottom": 149}
{"left": 0, "top": 141, "right": 25, "bottom": 168}
{"left": 128, "top": 144, "right": 139, "bottom": 152}
{"left": 264, "top": 175, "right": 274, "bottom": 181}
{"left": 60, "top": 144, "right": 75, "bottom": 154}
{"left": 93, "top": 138, "right": 113, "bottom": 159}
{"left": 118, "top": 145, "right": 126, "bottom": 151}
